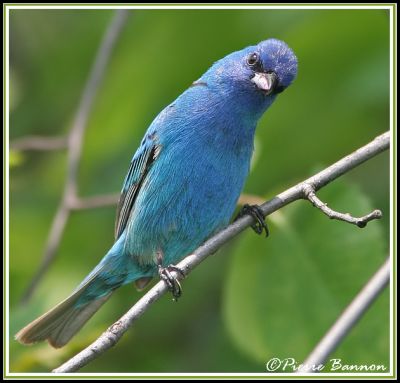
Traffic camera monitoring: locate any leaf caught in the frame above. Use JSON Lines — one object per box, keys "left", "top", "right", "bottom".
{"left": 222, "top": 178, "right": 387, "bottom": 370}
{"left": 9, "top": 150, "right": 25, "bottom": 168}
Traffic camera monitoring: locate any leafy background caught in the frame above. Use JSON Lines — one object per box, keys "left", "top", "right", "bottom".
{"left": 9, "top": 8, "right": 390, "bottom": 373}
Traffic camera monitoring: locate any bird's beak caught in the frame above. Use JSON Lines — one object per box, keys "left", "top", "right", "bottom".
{"left": 251, "top": 72, "right": 277, "bottom": 95}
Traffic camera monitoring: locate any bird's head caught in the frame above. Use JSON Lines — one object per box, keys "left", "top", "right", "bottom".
{"left": 245, "top": 39, "right": 298, "bottom": 96}
{"left": 200, "top": 39, "right": 298, "bottom": 116}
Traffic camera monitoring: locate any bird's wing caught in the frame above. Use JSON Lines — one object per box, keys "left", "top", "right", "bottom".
{"left": 115, "top": 135, "right": 161, "bottom": 239}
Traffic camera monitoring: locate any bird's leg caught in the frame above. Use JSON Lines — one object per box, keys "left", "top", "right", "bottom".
{"left": 158, "top": 265, "right": 184, "bottom": 301}
{"left": 156, "top": 251, "right": 185, "bottom": 301}
{"left": 235, "top": 204, "right": 270, "bottom": 237}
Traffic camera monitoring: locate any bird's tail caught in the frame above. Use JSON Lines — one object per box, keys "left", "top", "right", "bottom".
{"left": 15, "top": 232, "right": 144, "bottom": 348}
{"left": 15, "top": 283, "right": 113, "bottom": 348}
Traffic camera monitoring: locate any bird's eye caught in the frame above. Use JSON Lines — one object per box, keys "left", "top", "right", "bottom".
{"left": 247, "top": 52, "right": 259, "bottom": 67}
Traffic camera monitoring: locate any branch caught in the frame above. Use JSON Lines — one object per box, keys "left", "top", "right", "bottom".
{"left": 53, "top": 131, "right": 390, "bottom": 373}
{"left": 19, "top": 10, "right": 130, "bottom": 304}
{"left": 298, "top": 257, "right": 390, "bottom": 373}
{"left": 237, "top": 193, "right": 265, "bottom": 206}
{"left": 69, "top": 194, "right": 120, "bottom": 210}
{"left": 10, "top": 135, "right": 68, "bottom": 151}
{"left": 303, "top": 184, "right": 383, "bottom": 228}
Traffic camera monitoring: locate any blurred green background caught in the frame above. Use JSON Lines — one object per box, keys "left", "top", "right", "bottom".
{"left": 9, "top": 8, "right": 390, "bottom": 373}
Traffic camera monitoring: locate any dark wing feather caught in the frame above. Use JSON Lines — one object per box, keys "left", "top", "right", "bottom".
{"left": 114, "top": 139, "right": 161, "bottom": 239}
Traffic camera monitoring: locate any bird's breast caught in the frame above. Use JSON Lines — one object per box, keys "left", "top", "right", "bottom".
{"left": 125, "top": 100, "right": 256, "bottom": 265}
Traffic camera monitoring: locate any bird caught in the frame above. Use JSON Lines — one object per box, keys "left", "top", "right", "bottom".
{"left": 15, "top": 38, "right": 298, "bottom": 348}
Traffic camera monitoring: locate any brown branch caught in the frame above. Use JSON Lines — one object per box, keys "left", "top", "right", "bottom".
{"left": 19, "top": 10, "right": 130, "bottom": 304}
{"left": 237, "top": 193, "right": 265, "bottom": 206}
{"left": 10, "top": 135, "right": 68, "bottom": 151}
{"left": 69, "top": 194, "right": 120, "bottom": 210}
{"left": 303, "top": 184, "right": 383, "bottom": 228}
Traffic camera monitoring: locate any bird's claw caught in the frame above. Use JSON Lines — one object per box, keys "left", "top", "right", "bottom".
{"left": 158, "top": 264, "right": 185, "bottom": 301}
{"left": 236, "top": 204, "right": 269, "bottom": 237}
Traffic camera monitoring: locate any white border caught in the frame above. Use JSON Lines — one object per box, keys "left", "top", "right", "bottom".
{"left": 3, "top": 5, "right": 395, "bottom": 10}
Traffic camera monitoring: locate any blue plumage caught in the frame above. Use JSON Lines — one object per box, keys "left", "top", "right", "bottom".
{"left": 16, "top": 38, "right": 298, "bottom": 347}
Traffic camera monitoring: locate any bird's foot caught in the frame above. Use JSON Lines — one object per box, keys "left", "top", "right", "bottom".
{"left": 158, "top": 264, "right": 185, "bottom": 301}
{"left": 235, "top": 204, "right": 269, "bottom": 237}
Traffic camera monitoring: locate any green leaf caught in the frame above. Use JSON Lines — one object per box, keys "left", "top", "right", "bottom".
{"left": 9, "top": 150, "right": 25, "bottom": 168}
{"left": 223, "top": 179, "right": 388, "bottom": 370}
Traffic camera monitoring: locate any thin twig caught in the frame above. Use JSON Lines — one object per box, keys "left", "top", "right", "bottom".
{"left": 53, "top": 131, "right": 390, "bottom": 373}
{"left": 303, "top": 184, "right": 383, "bottom": 228}
{"left": 10, "top": 135, "right": 68, "bottom": 151}
{"left": 237, "top": 193, "right": 265, "bottom": 206}
{"left": 69, "top": 193, "right": 120, "bottom": 210}
{"left": 298, "top": 257, "right": 390, "bottom": 373}
{"left": 19, "top": 10, "right": 130, "bottom": 304}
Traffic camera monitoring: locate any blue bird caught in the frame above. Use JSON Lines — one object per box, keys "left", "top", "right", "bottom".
{"left": 16, "top": 38, "right": 297, "bottom": 348}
